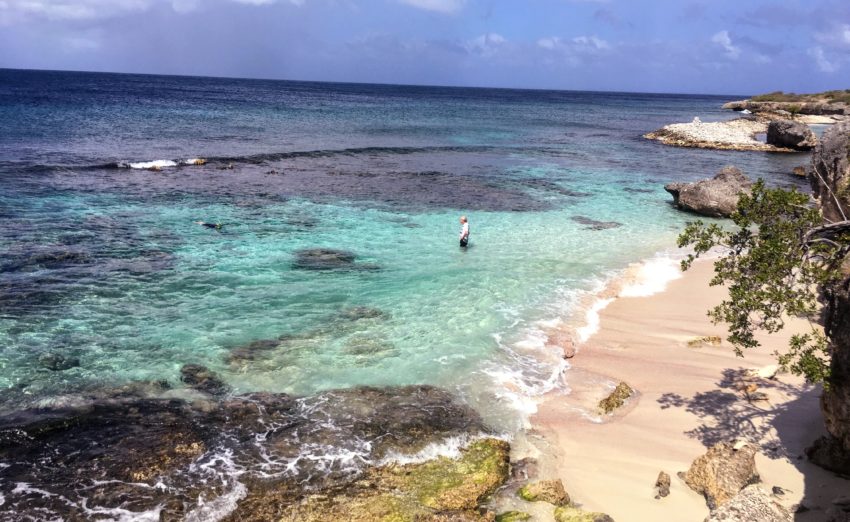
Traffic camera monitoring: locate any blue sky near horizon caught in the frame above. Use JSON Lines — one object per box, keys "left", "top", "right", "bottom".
{"left": 0, "top": 0, "right": 848, "bottom": 94}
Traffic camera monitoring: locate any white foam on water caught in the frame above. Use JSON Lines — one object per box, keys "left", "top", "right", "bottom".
{"left": 183, "top": 158, "right": 206, "bottom": 166}
{"left": 574, "top": 296, "right": 614, "bottom": 343}
{"left": 619, "top": 256, "right": 683, "bottom": 298}
{"left": 126, "top": 160, "right": 178, "bottom": 169}
{"left": 184, "top": 483, "right": 247, "bottom": 522}
{"left": 378, "top": 432, "right": 507, "bottom": 467}
{"left": 482, "top": 321, "right": 570, "bottom": 428}
{"left": 80, "top": 503, "right": 163, "bottom": 522}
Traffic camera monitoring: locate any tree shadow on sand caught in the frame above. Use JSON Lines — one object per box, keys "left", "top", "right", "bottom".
{"left": 657, "top": 367, "right": 816, "bottom": 460}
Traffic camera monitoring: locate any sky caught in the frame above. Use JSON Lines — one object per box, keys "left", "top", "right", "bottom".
{"left": 0, "top": 0, "right": 848, "bottom": 94}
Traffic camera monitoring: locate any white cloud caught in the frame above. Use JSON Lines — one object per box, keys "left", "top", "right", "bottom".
{"left": 815, "top": 23, "right": 850, "bottom": 49}
{"left": 398, "top": 0, "right": 464, "bottom": 14}
{"left": 0, "top": 0, "right": 302, "bottom": 24}
{"left": 466, "top": 32, "right": 506, "bottom": 55}
{"left": 711, "top": 30, "right": 740, "bottom": 60}
{"left": 571, "top": 35, "right": 610, "bottom": 50}
{"left": 538, "top": 35, "right": 609, "bottom": 52}
{"left": 0, "top": 0, "right": 151, "bottom": 21}
{"left": 808, "top": 46, "right": 838, "bottom": 73}
{"left": 171, "top": 0, "right": 199, "bottom": 13}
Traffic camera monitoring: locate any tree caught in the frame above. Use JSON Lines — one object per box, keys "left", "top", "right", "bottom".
{"left": 677, "top": 180, "right": 850, "bottom": 385}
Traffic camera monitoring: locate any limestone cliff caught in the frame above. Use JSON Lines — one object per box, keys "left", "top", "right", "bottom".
{"left": 807, "top": 120, "right": 850, "bottom": 474}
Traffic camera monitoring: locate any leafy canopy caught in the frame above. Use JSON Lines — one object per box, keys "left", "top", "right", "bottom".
{"left": 677, "top": 180, "right": 849, "bottom": 384}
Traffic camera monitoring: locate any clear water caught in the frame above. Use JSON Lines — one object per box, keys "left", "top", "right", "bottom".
{"left": 0, "top": 69, "right": 809, "bottom": 431}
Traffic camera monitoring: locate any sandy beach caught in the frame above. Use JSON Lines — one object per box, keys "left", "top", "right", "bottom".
{"left": 532, "top": 259, "right": 850, "bottom": 521}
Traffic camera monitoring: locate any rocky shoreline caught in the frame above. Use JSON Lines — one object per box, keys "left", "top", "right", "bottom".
{"left": 646, "top": 92, "right": 848, "bottom": 153}
{"left": 644, "top": 118, "right": 793, "bottom": 153}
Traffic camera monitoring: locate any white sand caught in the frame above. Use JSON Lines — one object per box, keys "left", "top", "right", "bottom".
{"left": 530, "top": 259, "right": 850, "bottom": 521}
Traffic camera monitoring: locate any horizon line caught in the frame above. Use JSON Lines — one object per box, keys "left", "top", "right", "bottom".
{"left": 0, "top": 66, "right": 751, "bottom": 100}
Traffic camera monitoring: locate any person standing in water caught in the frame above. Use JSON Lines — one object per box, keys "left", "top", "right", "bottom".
{"left": 459, "top": 215, "right": 470, "bottom": 248}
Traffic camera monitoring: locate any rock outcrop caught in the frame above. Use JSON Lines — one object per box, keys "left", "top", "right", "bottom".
{"left": 705, "top": 485, "right": 792, "bottom": 522}
{"left": 723, "top": 99, "right": 849, "bottom": 117}
{"left": 180, "top": 363, "right": 231, "bottom": 396}
{"left": 0, "top": 384, "right": 501, "bottom": 520}
{"left": 645, "top": 118, "right": 787, "bottom": 152}
{"left": 517, "top": 479, "right": 570, "bottom": 506}
{"left": 807, "top": 120, "right": 850, "bottom": 475}
{"left": 809, "top": 120, "right": 850, "bottom": 223}
{"left": 553, "top": 506, "right": 615, "bottom": 522}
{"left": 598, "top": 382, "right": 634, "bottom": 414}
{"left": 665, "top": 166, "right": 754, "bottom": 218}
{"left": 766, "top": 119, "right": 818, "bottom": 150}
{"left": 683, "top": 442, "right": 759, "bottom": 509}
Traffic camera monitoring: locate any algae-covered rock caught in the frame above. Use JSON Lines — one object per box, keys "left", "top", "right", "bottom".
{"left": 385, "top": 438, "right": 510, "bottom": 511}
{"left": 496, "top": 511, "right": 532, "bottom": 522}
{"left": 687, "top": 335, "right": 722, "bottom": 348}
{"left": 517, "top": 479, "right": 570, "bottom": 506}
{"left": 598, "top": 382, "right": 634, "bottom": 414}
{"left": 241, "top": 438, "right": 511, "bottom": 522}
{"left": 554, "top": 505, "right": 615, "bottom": 522}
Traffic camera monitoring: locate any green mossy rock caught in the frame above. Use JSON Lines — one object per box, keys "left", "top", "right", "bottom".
{"left": 495, "top": 511, "right": 532, "bottom": 522}
{"left": 553, "top": 505, "right": 615, "bottom": 522}
{"left": 385, "top": 438, "right": 511, "bottom": 511}
{"left": 230, "top": 438, "right": 510, "bottom": 522}
{"left": 517, "top": 479, "right": 570, "bottom": 506}
{"left": 598, "top": 382, "right": 634, "bottom": 414}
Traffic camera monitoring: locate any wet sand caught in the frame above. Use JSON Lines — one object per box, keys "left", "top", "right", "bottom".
{"left": 533, "top": 259, "right": 850, "bottom": 521}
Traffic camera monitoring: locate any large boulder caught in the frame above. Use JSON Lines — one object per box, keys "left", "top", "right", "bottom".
{"left": 683, "top": 442, "right": 759, "bottom": 509}
{"left": 665, "top": 166, "right": 754, "bottom": 218}
{"left": 766, "top": 119, "right": 818, "bottom": 150}
{"left": 705, "top": 485, "right": 791, "bottom": 522}
{"left": 808, "top": 121, "right": 850, "bottom": 474}
{"left": 517, "top": 479, "right": 570, "bottom": 506}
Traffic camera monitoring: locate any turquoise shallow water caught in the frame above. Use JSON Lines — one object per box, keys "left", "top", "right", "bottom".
{"left": 0, "top": 70, "right": 808, "bottom": 428}
{"left": 0, "top": 69, "right": 819, "bottom": 520}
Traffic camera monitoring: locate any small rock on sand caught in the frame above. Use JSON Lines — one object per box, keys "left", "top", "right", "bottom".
{"left": 598, "top": 382, "right": 634, "bottom": 414}
{"left": 655, "top": 471, "right": 671, "bottom": 499}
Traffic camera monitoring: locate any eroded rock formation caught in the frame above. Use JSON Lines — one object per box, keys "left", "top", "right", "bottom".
{"left": 808, "top": 120, "right": 850, "bottom": 475}
{"left": 665, "top": 166, "right": 754, "bottom": 218}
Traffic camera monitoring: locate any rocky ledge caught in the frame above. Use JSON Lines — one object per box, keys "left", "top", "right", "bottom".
{"left": 644, "top": 118, "right": 794, "bottom": 153}
{"left": 722, "top": 99, "right": 849, "bottom": 118}
{"left": 0, "top": 383, "right": 508, "bottom": 521}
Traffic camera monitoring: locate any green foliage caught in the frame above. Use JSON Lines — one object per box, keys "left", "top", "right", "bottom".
{"left": 787, "top": 104, "right": 802, "bottom": 116}
{"left": 678, "top": 180, "right": 846, "bottom": 383}
{"left": 823, "top": 89, "right": 850, "bottom": 104}
{"left": 751, "top": 91, "right": 804, "bottom": 102}
{"left": 749, "top": 89, "right": 850, "bottom": 104}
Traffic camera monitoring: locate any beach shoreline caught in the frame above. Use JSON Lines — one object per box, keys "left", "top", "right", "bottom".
{"left": 526, "top": 257, "right": 850, "bottom": 521}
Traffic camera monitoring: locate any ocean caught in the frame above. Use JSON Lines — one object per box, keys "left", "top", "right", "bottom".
{"left": 0, "top": 69, "right": 808, "bottom": 519}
